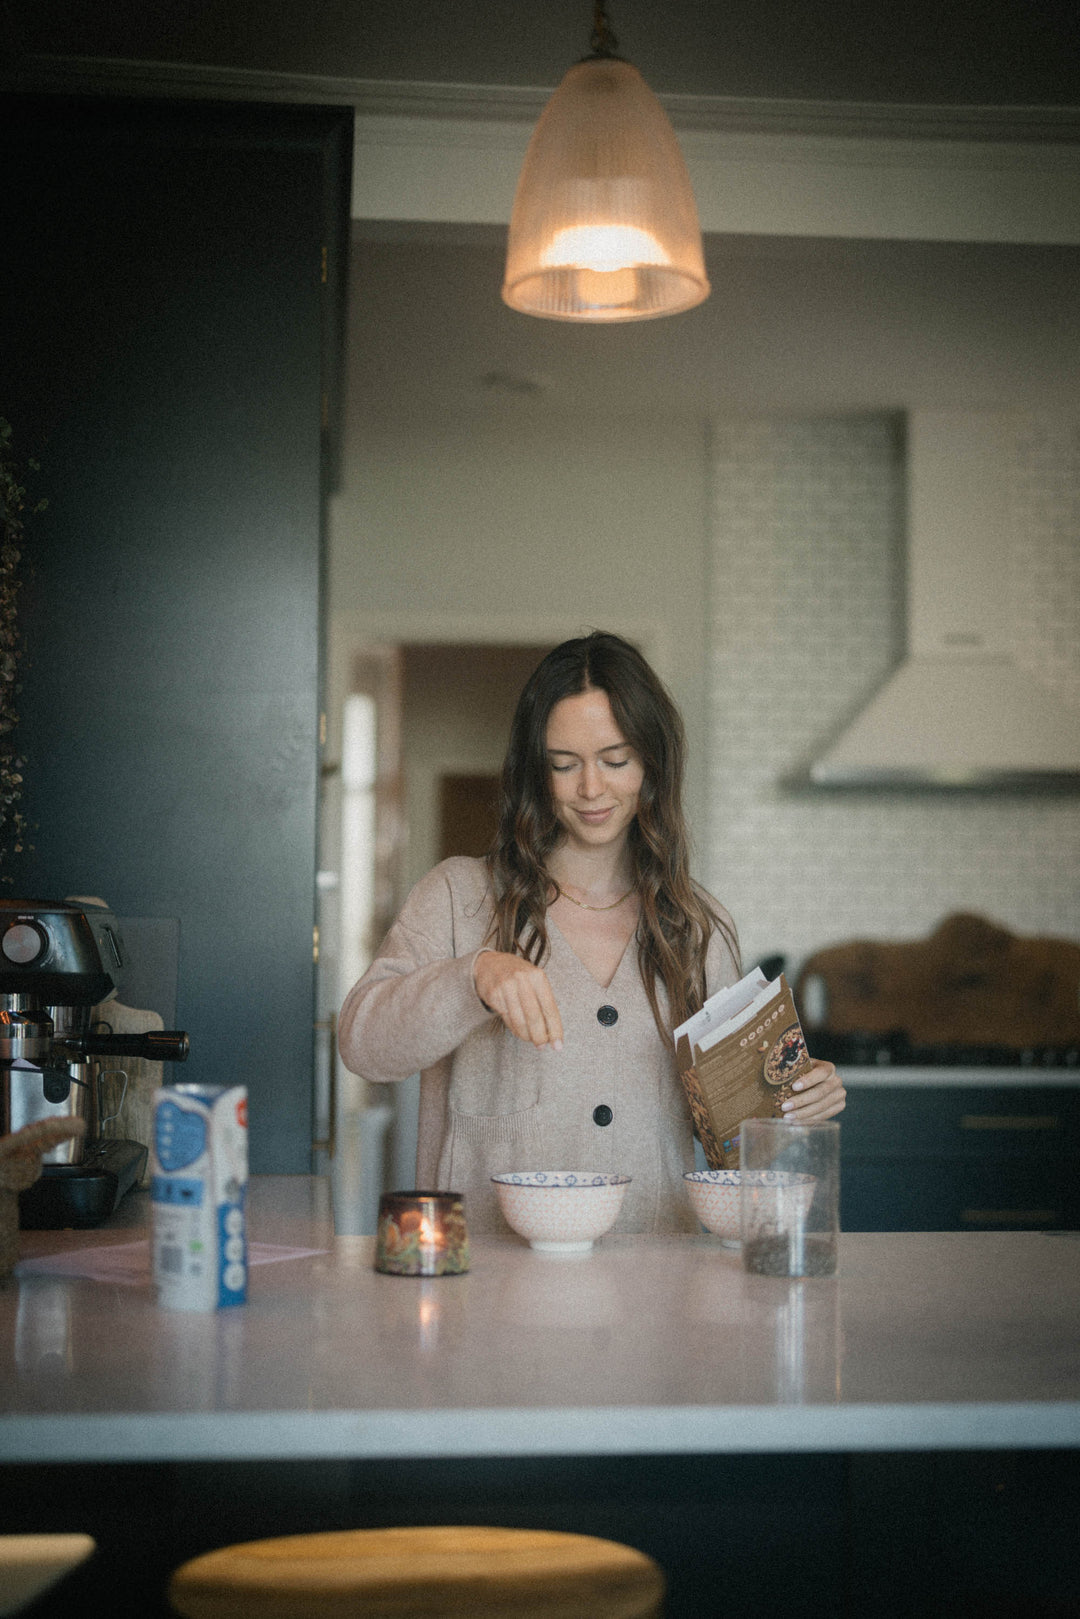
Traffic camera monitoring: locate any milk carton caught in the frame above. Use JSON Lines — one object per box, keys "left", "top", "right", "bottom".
{"left": 151, "top": 1084, "right": 248, "bottom": 1311}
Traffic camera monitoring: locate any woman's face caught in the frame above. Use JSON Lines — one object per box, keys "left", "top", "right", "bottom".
{"left": 544, "top": 688, "right": 645, "bottom": 856}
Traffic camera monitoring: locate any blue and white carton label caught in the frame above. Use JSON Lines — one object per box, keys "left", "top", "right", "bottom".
{"left": 151, "top": 1084, "right": 248, "bottom": 1311}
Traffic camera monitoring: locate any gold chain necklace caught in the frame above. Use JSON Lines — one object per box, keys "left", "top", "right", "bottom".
{"left": 556, "top": 885, "right": 634, "bottom": 913}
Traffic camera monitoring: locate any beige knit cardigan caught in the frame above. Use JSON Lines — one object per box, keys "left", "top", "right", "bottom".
{"left": 338, "top": 857, "right": 740, "bottom": 1235}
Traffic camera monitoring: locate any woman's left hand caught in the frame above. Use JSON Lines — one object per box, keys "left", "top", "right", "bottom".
{"left": 781, "top": 1060, "right": 846, "bottom": 1122}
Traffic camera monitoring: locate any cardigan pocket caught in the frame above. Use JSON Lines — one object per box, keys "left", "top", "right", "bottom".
{"left": 446, "top": 1105, "right": 543, "bottom": 1188}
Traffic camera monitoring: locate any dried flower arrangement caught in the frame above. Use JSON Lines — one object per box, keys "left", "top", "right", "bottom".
{"left": 0, "top": 417, "right": 44, "bottom": 882}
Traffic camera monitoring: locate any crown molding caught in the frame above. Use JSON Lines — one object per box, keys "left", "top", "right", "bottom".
{"left": 6, "top": 55, "right": 1080, "bottom": 243}
{"left": 6, "top": 55, "right": 1080, "bottom": 143}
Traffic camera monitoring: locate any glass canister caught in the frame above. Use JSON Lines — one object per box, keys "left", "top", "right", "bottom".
{"left": 740, "top": 1117, "right": 840, "bottom": 1277}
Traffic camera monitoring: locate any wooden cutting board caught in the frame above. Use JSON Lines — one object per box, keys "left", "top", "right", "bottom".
{"left": 795, "top": 912, "right": 1080, "bottom": 1048}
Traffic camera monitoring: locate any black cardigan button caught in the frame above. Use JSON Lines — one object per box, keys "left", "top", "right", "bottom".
{"left": 593, "top": 1104, "right": 613, "bottom": 1126}
{"left": 597, "top": 1005, "right": 618, "bottom": 1026}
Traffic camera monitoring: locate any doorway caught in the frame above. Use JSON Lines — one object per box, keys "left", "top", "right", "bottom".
{"left": 318, "top": 639, "right": 552, "bottom": 1232}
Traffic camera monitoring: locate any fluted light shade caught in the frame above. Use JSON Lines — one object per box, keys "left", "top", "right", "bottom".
{"left": 503, "top": 56, "right": 709, "bottom": 322}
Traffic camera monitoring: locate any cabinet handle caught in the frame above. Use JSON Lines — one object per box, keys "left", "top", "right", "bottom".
{"left": 961, "top": 1208, "right": 1060, "bottom": 1225}
{"left": 959, "top": 1114, "right": 1059, "bottom": 1132}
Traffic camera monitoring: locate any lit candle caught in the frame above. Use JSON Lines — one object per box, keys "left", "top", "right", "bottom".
{"left": 374, "top": 1191, "right": 469, "bottom": 1277}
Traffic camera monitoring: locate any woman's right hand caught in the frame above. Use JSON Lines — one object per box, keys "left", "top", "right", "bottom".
{"left": 473, "top": 951, "right": 564, "bottom": 1051}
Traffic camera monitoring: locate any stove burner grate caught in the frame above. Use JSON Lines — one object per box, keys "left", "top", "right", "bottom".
{"left": 808, "top": 1029, "right": 1080, "bottom": 1069}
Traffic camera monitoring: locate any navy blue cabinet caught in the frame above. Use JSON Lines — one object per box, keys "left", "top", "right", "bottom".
{"left": 840, "top": 1084, "right": 1080, "bottom": 1231}
{"left": 1, "top": 94, "right": 352, "bottom": 1171}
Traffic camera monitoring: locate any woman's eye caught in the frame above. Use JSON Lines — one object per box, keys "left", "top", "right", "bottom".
{"left": 549, "top": 755, "right": 631, "bottom": 772}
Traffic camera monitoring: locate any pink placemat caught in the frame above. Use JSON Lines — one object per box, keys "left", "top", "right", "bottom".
{"left": 15, "top": 1240, "right": 328, "bottom": 1285}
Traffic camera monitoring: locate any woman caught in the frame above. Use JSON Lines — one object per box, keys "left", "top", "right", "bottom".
{"left": 338, "top": 632, "right": 845, "bottom": 1233}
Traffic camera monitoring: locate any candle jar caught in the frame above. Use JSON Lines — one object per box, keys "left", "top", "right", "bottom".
{"left": 374, "top": 1190, "right": 470, "bottom": 1277}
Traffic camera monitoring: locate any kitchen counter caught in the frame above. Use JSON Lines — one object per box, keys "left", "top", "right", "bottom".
{"left": 3, "top": 1176, "right": 1078, "bottom": 1465}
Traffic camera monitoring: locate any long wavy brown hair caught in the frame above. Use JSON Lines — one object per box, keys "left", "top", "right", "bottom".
{"left": 485, "top": 631, "right": 739, "bottom": 1037}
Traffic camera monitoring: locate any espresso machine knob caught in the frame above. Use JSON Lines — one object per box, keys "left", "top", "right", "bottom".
{"left": 2, "top": 920, "right": 48, "bottom": 965}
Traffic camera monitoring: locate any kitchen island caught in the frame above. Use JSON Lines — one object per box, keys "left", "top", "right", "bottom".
{"left": 3, "top": 1177, "right": 1079, "bottom": 1617}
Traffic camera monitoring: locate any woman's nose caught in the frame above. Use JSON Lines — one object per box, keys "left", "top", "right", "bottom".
{"left": 579, "top": 763, "right": 604, "bottom": 797}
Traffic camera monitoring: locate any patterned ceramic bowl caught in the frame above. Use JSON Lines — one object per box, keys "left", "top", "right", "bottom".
{"left": 683, "top": 1169, "right": 743, "bottom": 1245}
{"left": 684, "top": 1168, "right": 817, "bottom": 1247}
{"left": 491, "top": 1171, "right": 631, "bottom": 1254}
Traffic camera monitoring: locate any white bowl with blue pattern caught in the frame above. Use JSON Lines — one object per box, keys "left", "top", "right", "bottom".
{"left": 684, "top": 1169, "right": 744, "bottom": 1245}
{"left": 685, "top": 1168, "right": 816, "bottom": 1246}
{"left": 491, "top": 1171, "right": 632, "bottom": 1254}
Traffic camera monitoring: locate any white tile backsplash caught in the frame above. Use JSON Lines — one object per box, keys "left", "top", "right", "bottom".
{"left": 705, "top": 413, "right": 1080, "bottom": 975}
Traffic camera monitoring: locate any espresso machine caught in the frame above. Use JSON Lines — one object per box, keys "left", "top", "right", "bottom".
{"left": 0, "top": 896, "right": 190, "bottom": 1228}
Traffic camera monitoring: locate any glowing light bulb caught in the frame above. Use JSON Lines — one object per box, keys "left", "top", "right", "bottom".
{"left": 539, "top": 223, "right": 671, "bottom": 272}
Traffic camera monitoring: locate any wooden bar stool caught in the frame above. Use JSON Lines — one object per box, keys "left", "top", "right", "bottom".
{"left": 0, "top": 1534, "right": 96, "bottom": 1616}
{"left": 168, "top": 1525, "right": 665, "bottom": 1618}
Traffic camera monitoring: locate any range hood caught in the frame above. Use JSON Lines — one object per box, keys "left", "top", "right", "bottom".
{"left": 809, "top": 409, "right": 1080, "bottom": 789}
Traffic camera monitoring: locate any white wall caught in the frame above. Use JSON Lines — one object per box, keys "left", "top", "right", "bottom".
{"left": 328, "top": 407, "right": 714, "bottom": 847}
{"left": 705, "top": 412, "right": 1080, "bottom": 973}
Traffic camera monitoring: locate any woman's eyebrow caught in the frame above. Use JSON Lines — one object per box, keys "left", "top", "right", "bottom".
{"left": 546, "top": 742, "right": 632, "bottom": 756}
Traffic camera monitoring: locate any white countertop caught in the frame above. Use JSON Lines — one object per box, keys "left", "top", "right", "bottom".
{"left": 2, "top": 1177, "right": 1078, "bottom": 1465}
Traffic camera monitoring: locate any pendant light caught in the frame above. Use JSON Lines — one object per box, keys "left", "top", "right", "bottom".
{"left": 502, "top": 2, "right": 709, "bottom": 323}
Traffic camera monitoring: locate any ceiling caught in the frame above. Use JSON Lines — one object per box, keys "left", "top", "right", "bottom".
{"left": 8, "top": 0, "right": 1080, "bottom": 108}
{"left": 8, "top": 0, "right": 1080, "bottom": 424}
{"left": 349, "top": 226, "right": 1080, "bottom": 422}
